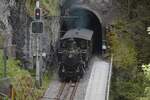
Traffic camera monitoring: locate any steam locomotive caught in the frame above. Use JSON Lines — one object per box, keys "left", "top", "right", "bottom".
{"left": 57, "top": 28, "right": 93, "bottom": 81}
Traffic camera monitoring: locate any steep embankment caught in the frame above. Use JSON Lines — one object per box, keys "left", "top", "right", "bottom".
{"left": 109, "top": 0, "right": 150, "bottom": 100}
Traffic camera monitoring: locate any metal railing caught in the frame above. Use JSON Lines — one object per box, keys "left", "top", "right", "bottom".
{"left": 0, "top": 92, "right": 8, "bottom": 100}
{"left": 105, "top": 54, "right": 113, "bottom": 100}
{"left": 0, "top": 78, "right": 9, "bottom": 100}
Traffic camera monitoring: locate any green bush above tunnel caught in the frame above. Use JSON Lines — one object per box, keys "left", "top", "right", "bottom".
{"left": 26, "top": 0, "right": 59, "bottom": 16}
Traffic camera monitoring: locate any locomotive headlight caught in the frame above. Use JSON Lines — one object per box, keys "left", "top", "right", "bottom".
{"left": 62, "top": 66, "right": 65, "bottom": 72}
{"left": 62, "top": 68, "right": 65, "bottom": 72}
{"left": 69, "top": 54, "right": 73, "bottom": 58}
{"left": 76, "top": 67, "right": 79, "bottom": 72}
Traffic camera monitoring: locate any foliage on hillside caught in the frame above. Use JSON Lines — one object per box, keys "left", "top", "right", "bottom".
{"left": 0, "top": 50, "right": 50, "bottom": 99}
{"left": 108, "top": 21, "right": 137, "bottom": 69}
{"left": 115, "top": 0, "right": 150, "bottom": 64}
{"left": 108, "top": 20, "right": 147, "bottom": 100}
{"left": 139, "top": 64, "right": 150, "bottom": 100}
{"left": 26, "top": 0, "right": 59, "bottom": 16}
{"left": 142, "top": 64, "right": 150, "bottom": 81}
{"left": 109, "top": 0, "right": 150, "bottom": 99}
{"left": 0, "top": 50, "right": 29, "bottom": 79}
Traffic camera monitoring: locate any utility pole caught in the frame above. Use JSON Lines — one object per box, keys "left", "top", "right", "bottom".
{"left": 35, "top": 35, "right": 41, "bottom": 87}
{"left": 35, "top": 0, "right": 40, "bottom": 87}
{"left": 3, "top": 47, "right": 7, "bottom": 78}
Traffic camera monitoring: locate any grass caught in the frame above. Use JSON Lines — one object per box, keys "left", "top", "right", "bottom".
{"left": 0, "top": 49, "right": 30, "bottom": 79}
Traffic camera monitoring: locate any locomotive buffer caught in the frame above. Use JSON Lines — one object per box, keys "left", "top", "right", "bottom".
{"left": 31, "top": 0, "right": 44, "bottom": 87}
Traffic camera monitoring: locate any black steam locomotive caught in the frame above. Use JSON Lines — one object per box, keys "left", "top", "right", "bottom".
{"left": 57, "top": 29, "right": 93, "bottom": 81}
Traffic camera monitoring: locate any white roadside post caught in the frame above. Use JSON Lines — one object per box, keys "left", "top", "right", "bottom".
{"left": 102, "top": 40, "right": 107, "bottom": 56}
{"left": 147, "top": 27, "right": 150, "bottom": 35}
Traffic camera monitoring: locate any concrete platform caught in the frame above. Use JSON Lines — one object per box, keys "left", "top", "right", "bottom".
{"left": 84, "top": 59, "right": 110, "bottom": 100}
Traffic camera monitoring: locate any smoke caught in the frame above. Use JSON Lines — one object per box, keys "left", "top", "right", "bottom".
{"left": 70, "top": 9, "right": 90, "bottom": 29}
{"left": 61, "top": 0, "right": 81, "bottom": 9}
{"left": 61, "top": 0, "right": 90, "bottom": 30}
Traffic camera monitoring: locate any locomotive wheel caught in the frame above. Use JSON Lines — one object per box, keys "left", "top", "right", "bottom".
{"left": 58, "top": 66, "right": 65, "bottom": 82}
{"left": 72, "top": 76, "right": 79, "bottom": 82}
{"left": 58, "top": 72, "right": 66, "bottom": 82}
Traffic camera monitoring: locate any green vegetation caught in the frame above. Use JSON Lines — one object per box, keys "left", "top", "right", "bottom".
{"left": 0, "top": 49, "right": 51, "bottom": 99}
{"left": 108, "top": 20, "right": 146, "bottom": 100}
{"left": 41, "top": 0, "right": 60, "bottom": 15}
{"left": 140, "top": 64, "right": 150, "bottom": 100}
{"left": 0, "top": 50, "right": 4, "bottom": 77}
{"left": 25, "top": 0, "right": 35, "bottom": 16}
{"left": 0, "top": 49, "right": 30, "bottom": 79}
{"left": 26, "top": 0, "right": 59, "bottom": 16}
{"left": 109, "top": 0, "right": 150, "bottom": 99}
{"left": 0, "top": 0, "right": 58, "bottom": 99}
{"left": 108, "top": 20, "right": 137, "bottom": 69}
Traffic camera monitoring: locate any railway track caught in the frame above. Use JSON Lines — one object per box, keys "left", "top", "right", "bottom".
{"left": 56, "top": 82, "right": 66, "bottom": 100}
{"left": 56, "top": 81, "right": 79, "bottom": 100}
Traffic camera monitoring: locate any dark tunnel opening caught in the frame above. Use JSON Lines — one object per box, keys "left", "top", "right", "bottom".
{"left": 61, "top": 8, "right": 103, "bottom": 55}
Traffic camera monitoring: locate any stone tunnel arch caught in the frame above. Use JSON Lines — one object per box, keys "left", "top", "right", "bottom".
{"left": 61, "top": 5, "right": 103, "bottom": 55}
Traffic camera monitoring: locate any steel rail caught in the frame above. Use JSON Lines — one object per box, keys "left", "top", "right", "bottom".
{"left": 56, "top": 82, "right": 66, "bottom": 100}
{"left": 55, "top": 80, "right": 79, "bottom": 100}
{"left": 62, "top": 81, "right": 72, "bottom": 100}
{"left": 70, "top": 81, "right": 79, "bottom": 100}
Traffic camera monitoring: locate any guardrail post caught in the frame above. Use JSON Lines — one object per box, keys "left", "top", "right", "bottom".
{"left": 3, "top": 47, "right": 7, "bottom": 78}
{"left": 10, "top": 84, "right": 15, "bottom": 100}
{"left": 106, "top": 54, "right": 113, "bottom": 100}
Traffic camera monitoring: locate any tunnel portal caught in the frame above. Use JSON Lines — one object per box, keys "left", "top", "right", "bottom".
{"left": 61, "top": 7, "right": 103, "bottom": 54}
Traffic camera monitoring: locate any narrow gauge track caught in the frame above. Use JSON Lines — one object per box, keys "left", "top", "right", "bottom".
{"left": 56, "top": 82, "right": 66, "bottom": 100}
{"left": 56, "top": 81, "right": 79, "bottom": 100}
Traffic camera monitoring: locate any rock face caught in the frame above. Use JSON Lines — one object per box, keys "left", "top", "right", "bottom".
{"left": 0, "top": 0, "right": 60, "bottom": 68}
{"left": 0, "top": 0, "right": 32, "bottom": 67}
{"left": 0, "top": 0, "right": 14, "bottom": 48}
{"left": 9, "top": 0, "right": 32, "bottom": 66}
